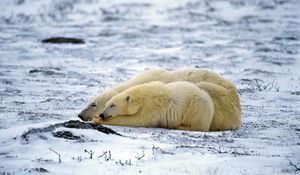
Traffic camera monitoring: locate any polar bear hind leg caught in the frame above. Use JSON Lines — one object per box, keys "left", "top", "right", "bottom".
{"left": 177, "top": 91, "right": 214, "bottom": 131}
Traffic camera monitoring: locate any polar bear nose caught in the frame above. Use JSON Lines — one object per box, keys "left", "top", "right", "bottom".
{"left": 99, "top": 113, "right": 111, "bottom": 120}
{"left": 78, "top": 115, "right": 83, "bottom": 120}
{"left": 99, "top": 113, "right": 105, "bottom": 120}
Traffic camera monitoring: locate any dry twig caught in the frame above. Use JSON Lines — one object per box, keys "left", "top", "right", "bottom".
{"left": 135, "top": 150, "right": 145, "bottom": 160}
{"left": 288, "top": 159, "right": 300, "bottom": 172}
{"left": 49, "top": 148, "right": 61, "bottom": 163}
{"left": 84, "top": 149, "right": 95, "bottom": 159}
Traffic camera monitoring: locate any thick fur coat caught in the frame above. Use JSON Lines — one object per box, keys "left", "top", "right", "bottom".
{"left": 94, "top": 80, "right": 240, "bottom": 131}
{"left": 96, "top": 81, "right": 215, "bottom": 131}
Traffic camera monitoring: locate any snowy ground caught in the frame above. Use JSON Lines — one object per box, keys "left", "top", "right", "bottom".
{"left": 0, "top": 0, "right": 300, "bottom": 174}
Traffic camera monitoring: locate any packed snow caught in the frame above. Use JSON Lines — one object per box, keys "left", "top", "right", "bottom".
{"left": 0, "top": 0, "right": 299, "bottom": 174}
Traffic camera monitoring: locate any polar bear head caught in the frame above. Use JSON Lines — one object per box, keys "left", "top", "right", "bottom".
{"left": 99, "top": 92, "right": 141, "bottom": 120}
{"left": 98, "top": 81, "right": 166, "bottom": 120}
{"left": 78, "top": 90, "right": 117, "bottom": 121}
{"left": 78, "top": 100, "right": 103, "bottom": 121}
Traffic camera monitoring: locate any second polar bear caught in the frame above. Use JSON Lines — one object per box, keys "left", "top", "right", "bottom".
{"left": 78, "top": 68, "right": 241, "bottom": 128}
{"left": 96, "top": 81, "right": 215, "bottom": 131}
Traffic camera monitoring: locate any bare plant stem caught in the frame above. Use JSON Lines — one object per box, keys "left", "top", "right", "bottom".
{"left": 49, "top": 148, "right": 61, "bottom": 163}
{"left": 135, "top": 150, "right": 145, "bottom": 160}
{"left": 288, "top": 159, "right": 300, "bottom": 172}
{"left": 84, "top": 149, "right": 95, "bottom": 159}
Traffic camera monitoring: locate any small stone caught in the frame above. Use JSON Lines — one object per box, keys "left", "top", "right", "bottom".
{"left": 41, "top": 37, "right": 85, "bottom": 44}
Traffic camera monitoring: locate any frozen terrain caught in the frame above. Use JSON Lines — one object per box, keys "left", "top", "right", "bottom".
{"left": 0, "top": 0, "right": 300, "bottom": 174}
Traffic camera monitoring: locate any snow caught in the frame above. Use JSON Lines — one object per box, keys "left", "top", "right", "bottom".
{"left": 0, "top": 0, "right": 300, "bottom": 174}
{"left": 210, "top": 1, "right": 258, "bottom": 23}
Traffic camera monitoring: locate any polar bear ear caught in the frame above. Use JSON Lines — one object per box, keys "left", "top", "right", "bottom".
{"left": 126, "top": 95, "right": 131, "bottom": 102}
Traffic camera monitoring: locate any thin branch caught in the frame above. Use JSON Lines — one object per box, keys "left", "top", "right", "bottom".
{"left": 72, "top": 156, "right": 83, "bottom": 162}
{"left": 135, "top": 150, "right": 145, "bottom": 160}
{"left": 49, "top": 148, "right": 61, "bottom": 163}
{"left": 115, "top": 159, "right": 132, "bottom": 166}
{"left": 98, "top": 151, "right": 107, "bottom": 158}
{"left": 106, "top": 151, "right": 112, "bottom": 161}
{"left": 152, "top": 146, "right": 160, "bottom": 155}
{"left": 84, "top": 149, "right": 95, "bottom": 159}
{"left": 98, "top": 151, "right": 112, "bottom": 161}
{"left": 288, "top": 159, "right": 300, "bottom": 172}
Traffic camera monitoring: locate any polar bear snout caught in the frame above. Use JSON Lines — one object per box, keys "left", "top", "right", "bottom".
{"left": 78, "top": 114, "right": 84, "bottom": 120}
{"left": 99, "top": 112, "right": 112, "bottom": 120}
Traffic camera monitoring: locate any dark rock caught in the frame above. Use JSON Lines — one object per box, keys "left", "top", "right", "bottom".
{"left": 41, "top": 37, "right": 85, "bottom": 44}
{"left": 63, "top": 120, "right": 94, "bottom": 129}
{"left": 258, "top": 19, "right": 273, "bottom": 23}
{"left": 21, "top": 123, "right": 62, "bottom": 144}
{"left": 274, "top": 36, "right": 298, "bottom": 41}
{"left": 52, "top": 131, "right": 81, "bottom": 140}
{"left": 291, "top": 91, "right": 300, "bottom": 95}
{"left": 28, "top": 69, "right": 63, "bottom": 76}
{"left": 255, "top": 47, "right": 274, "bottom": 53}
{"left": 21, "top": 120, "right": 120, "bottom": 144}
{"left": 31, "top": 167, "right": 48, "bottom": 173}
{"left": 64, "top": 120, "right": 121, "bottom": 135}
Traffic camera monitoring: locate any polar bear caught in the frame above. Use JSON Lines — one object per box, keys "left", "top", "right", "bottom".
{"left": 95, "top": 81, "right": 215, "bottom": 131}
{"left": 78, "top": 68, "right": 241, "bottom": 129}
{"left": 196, "top": 81, "right": 241, "bottom": 130}
{"left": 93, "top": 80, "right": 241, "bottom": 131}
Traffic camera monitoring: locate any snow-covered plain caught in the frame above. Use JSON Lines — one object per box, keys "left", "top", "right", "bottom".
{"left": 0, "top": 0, "right": 300, "bottom": 174}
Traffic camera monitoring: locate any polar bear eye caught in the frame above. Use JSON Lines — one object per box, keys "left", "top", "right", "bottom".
{"left": 91, "top": 103, "right": 96, "bottom": 107}
{"left": 110, "top": 104, "right": 115, "bottom": 108}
